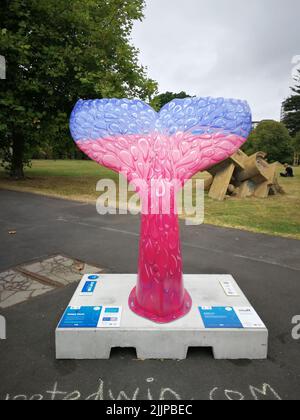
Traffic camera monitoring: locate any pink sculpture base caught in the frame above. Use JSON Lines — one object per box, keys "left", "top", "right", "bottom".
{"left": 129, "top": 287, "right": 192, "bottom": 324}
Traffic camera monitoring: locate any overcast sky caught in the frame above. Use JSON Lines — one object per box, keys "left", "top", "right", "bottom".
{"left": 132, "top": 0, "right": 300, "bottom": 121}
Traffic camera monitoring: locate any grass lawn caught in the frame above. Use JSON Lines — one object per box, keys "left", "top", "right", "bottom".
{"left": 0, "top": 159, "right": 300, "bottom": 240}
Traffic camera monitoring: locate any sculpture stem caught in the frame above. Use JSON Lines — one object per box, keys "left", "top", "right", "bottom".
{"left": 129, "top": 187, "right": 192, "bottom": 323}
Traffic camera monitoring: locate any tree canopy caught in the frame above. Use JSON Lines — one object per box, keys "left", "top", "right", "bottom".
{"left": 151, "top": 91, "right": 192, "bottom": 111}
{"left": 243, "top": 120, "right": 293, "bottom": 163}
{"left": 0, "top": 0, "right": 157, "bottom": 177}
{"left": 282, "top": 69, "right": 300, "bottom": 137}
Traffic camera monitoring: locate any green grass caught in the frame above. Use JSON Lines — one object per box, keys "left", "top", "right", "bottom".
{"left": 0, "top": 160, "right": 300, "bottom": 240}
{"left": 0, "top": 160, "right": 119, "bottom": 202}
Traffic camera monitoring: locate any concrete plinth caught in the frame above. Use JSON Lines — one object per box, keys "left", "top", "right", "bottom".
{"left": 56, "top": 274, "right": 268, "bottom": 360}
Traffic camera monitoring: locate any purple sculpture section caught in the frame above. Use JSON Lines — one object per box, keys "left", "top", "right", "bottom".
{"left": 70, "top": 97, "right": 252, "bottom": 323}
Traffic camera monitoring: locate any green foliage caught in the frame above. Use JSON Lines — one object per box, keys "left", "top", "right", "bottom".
{"left": 0, "top": 0, "right": 157, "bottom": 177}
{"left": 243, "top": 120, "right": 293, "bottom": 163}
{"left": 150, "top": 91, "right": 193, "bottom": 111}
{"left": 283, "top": 69, "right": 300, "bottom": 137}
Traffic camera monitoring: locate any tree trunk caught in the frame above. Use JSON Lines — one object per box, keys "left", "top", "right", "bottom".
{"left": 10, "top": 132, "right": 25, "bottom": 179}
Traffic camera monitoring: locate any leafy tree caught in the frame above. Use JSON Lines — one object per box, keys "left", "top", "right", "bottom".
{"left": 283, "top": 69, "right": 300, "bottom": 137}
{"left": 243, "top": 120, "right": 293, "bottom": 163}
{"left": 0, "top": 0, "right": 157, "bottom": 178}
{"left": 151, "top": 91, "right": 193, "bottom": 111}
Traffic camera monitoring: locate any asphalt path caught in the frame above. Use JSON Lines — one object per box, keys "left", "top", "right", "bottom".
{"left": 0, "top": 189, "right": 299, "bottom": 400}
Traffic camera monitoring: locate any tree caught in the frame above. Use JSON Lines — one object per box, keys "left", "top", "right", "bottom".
{"left": 151, "top": 91, "right": 192, "bottom": 111}
{"left": 243, "top": 120, "right": 293, "bottom": 163}
{"left": 282, "top": 69, "right": 300, "bottom": 137}
{"left": 0, "top": 0, "right": 157, "bottom": 178}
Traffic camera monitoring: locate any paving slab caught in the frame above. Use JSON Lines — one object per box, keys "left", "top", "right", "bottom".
{"left": 21, "top": 255, "right": 103, "bottom": 287}
{"left": 0, "top": 254, "right": 104, "bottom": 309}
{"left": 0, "top": 270, "right": 54, "bottom": 309}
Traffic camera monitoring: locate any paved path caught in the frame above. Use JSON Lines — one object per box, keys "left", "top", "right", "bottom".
{"left": 0, "top": 189, "right": 300, "bottom": 400}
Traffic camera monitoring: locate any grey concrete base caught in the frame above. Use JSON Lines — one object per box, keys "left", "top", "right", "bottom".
{"left": 56, "top": 274, "right": 268, "bottom": 360}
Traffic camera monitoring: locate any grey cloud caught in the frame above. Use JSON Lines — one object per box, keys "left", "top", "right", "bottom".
{"left": 132, "top": 0, "right": 300, "bottom": 120}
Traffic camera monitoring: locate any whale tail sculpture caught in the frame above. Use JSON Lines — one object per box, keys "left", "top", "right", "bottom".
{"left": 70, "top": 97, "right": 252, "bottom": 323}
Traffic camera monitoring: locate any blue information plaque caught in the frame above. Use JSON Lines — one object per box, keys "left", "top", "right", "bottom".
{"left": 58, "top": 306, "right": 102, "bottom": 329}
{"left": 199, "top": 306, "right": 243, "bottom": 329}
